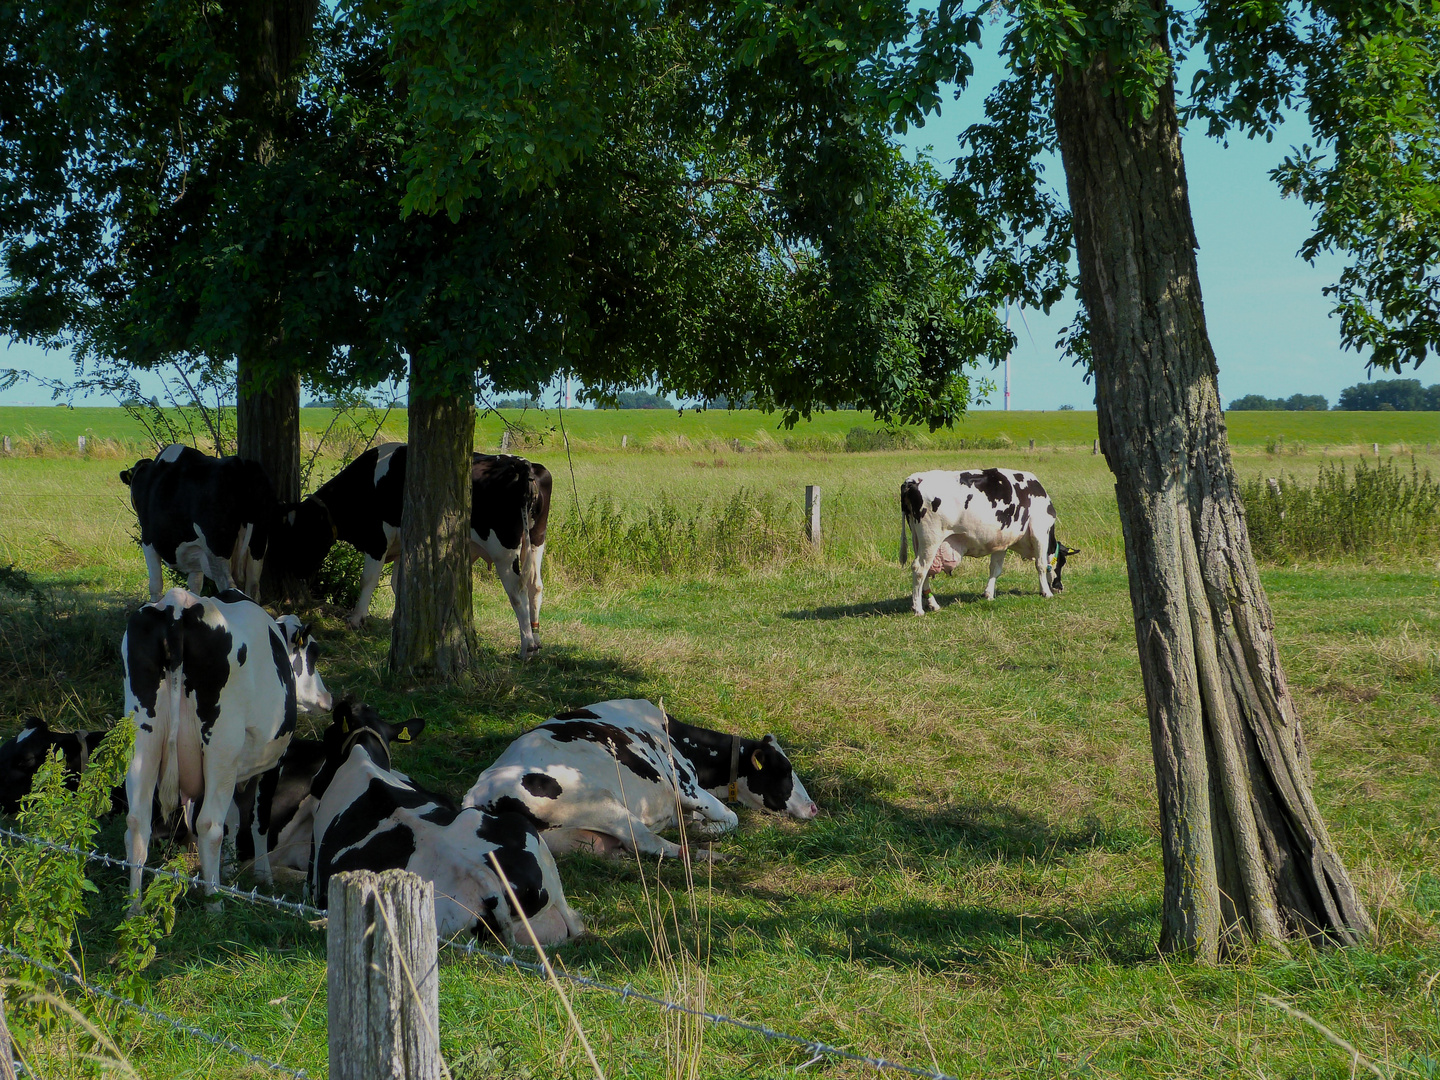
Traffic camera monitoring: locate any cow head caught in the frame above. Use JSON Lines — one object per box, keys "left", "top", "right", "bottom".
{"left": 738, "top": 735, "right": 819, "bottom": 820}
{"left": 275, "top": 615, "right": 334, "bottom": 714}
{"left": 273, "top": 497, "right": 337, "bottom": 580}
{"left": 310, "top": 700, "right": 425, "bottom": 802}
{"left": 0, "top": 718, "right": 100, "bottom": 815}
{"left": 1047, "top": 528, "right": 1081, "bottom": 592}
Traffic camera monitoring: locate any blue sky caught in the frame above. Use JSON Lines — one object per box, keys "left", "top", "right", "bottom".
{"left": 0, "top": 28, "right": 1397, "bottom": 411}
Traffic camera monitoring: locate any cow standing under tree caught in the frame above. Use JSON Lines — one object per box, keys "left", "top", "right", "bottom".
{"left": 274, "top": 444, "right": 551, "bottom": 658}
{"left": 901, "top": 468, "right": 1079, "bottom": 612}
{"left": 121, "top": 589, "right": 332, "bottom": 908}
{"left": 121, "top": 444, "right": 279, "bottom": 601}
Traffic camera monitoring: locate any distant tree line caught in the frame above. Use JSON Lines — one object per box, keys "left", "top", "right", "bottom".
{"left": 1229, "top": 379, "right": 1440, "bottom": 412}
{"left": 1228, "top": 393, "right": 1330, "bottom": 411}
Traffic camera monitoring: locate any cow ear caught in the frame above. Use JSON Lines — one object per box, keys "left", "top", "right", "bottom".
{"left": 762, "top": 733, "right": 778, "bottom": 746}
{"left": 396, "top": 718, "right": 425, "bottom": 743}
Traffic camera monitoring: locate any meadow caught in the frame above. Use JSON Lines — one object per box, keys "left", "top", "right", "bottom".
{"left": 0, "top": 416, "right": 1437, "bottom": 1078}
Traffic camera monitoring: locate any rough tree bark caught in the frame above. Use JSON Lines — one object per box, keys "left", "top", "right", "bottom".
{"left": 389, "top": 384, "right": 476, "bottom": 677}
{"left": 1051, "top": 47, "right": 1372, "bottom": 960}
{"left": 233, "top": 0, "right": 318, "bottom": 599}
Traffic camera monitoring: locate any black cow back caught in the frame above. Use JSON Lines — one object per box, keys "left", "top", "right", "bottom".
{"left": 123, "top": 446, "right": 277, "bottom": 570}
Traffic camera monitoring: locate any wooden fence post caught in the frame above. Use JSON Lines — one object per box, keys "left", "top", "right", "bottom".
{"left": 1028, "top": 438, "right": 1035, "bottom": 450}
{"left": 328, "top": 869, "right": 441, "bottom": 1080}
{"left": 500, "top": 429, "right": 510, "bottom": 452}
{"left": 1092, "top": 438, "right": 1099, "bottom": 455}
{"left": 622, "top": 434, "right": 628, "bottom": 448}
{"left": 77, "top": 435, "right": 87, "bottom": 454}
{"left": 805, "top": 485, "right": 821, "bottom": 547}
{"left": 1, "top": 436, "right": 9, "bottom": 454}
{"left": 1373, "top": 442, "right": 1379, "bottom": 456}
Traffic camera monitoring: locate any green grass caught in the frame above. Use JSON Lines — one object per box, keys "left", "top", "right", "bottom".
{"left": 2, "top": 403, "right": 1437, "bottom": 454}
{"left": 1, "top": 447, "right": 1438, "bottom": 1078}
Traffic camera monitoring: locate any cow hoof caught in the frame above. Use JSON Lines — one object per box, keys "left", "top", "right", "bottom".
{"left": 925, "top": 597, "right": 940, "bottom": 613}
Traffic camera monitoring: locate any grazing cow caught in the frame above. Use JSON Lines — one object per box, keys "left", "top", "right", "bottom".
{"left": 310, "top": 702, "right": 583, "bottom": 945}
{"left": 461, "top": 699, "right": 751, "bottom": 862}
{"left": 0, "top": 719, "right": 105, "bottom": 814}
{"left": 274, "top": 443, "right": 551, "bottom": 657}
{"left": 121, "top": 589, "right": 332, "bottom": 907}
{"left": 120, "top": 444, "right": 278, "bottom": 601}
{"left": 900, "top": 468, "right": 1080, "bottom": 612}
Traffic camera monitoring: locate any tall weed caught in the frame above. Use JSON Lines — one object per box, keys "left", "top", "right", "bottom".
{"left": 553, "top": 488, "right": 804, "bottom": 583}
{"left": 1243, "top": 457, "right": 1440, "bottom": 560}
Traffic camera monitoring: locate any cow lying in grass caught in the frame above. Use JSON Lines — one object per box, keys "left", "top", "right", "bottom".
{"left": 0, "top": 719, "right": 106, "bottom": 815}
{"left": 901, "top": 468, "right": 1080, "bottom": 612}
{"left": 461, "top": 699, "right": 817, "bottom": 862}
{"left": 310, "top": 702, "right": 584, "bottom": 945}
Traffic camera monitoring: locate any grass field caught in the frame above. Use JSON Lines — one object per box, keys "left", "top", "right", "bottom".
{"left": 1, "top": 404, "right": 1437, "bottom": 454}
{"left": 1, "top": 439, "right": 1438, "bottom": 1078}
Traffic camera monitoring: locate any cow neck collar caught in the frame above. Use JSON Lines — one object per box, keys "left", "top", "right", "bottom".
{"left": 340, "top": 727, "right": 388, "bottom": 772}
{"left": 727, "top": 734, "right": 742, "bottom": 803}
{"left": 310, "top": 495, "right": 339, "bottom": 543}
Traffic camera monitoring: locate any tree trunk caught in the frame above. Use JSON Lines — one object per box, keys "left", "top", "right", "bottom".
{"left": 237, "top": 357, "right": 301, "bottom": 502}
{"left": 1051, "top": 47, "right": 1372, "bottom": 960}
{"left": 389, "top": 386, "right": 476, "bottom": 678}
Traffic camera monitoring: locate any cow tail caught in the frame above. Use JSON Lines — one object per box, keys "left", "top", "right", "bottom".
{"left": 521, "top": 470, "right": 540, "bottom": 567}
{"left": 158, "top": 622, "right": 184, "bottom": 819}
{"left": 900, "top": 512, "right": 910, "bottom": 566}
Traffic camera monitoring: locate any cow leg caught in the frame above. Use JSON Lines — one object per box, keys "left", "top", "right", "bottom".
{"left": 495, "top": 552, "right": 538, "bottom": 659}
{"left": 525, "top": 542, "right": 546, "bottom": 634}
{"left": 194, "top": 761, "right": 240, "bottom": 904}
{"left": 251, "top": 764, "right": 280, "bottom": 884}
{"left": 984, "top": 551, "right": 1006, "bottom": 600}
{"left": 143, "top": 544, "right": 165, "bottom": 602}
{"left": 910, "top": 533, "right": 946, "bottom": 615}
{"left": 679, "top": 788, "right": 738, "bottom": 838}
{"left": 347, "top": 555, "right": 385, "bottom": 629}
{"left": 620, "top": 813, "right": 727, "bottom": 863}
{"left": 123, "top": 736, "right": 163, "bottom": 911}
{"left": 233, "top": 777, "right": 257, "bottom": 863}
{"left": 1033, "top": 543, "right": 1054, "bottom": 599}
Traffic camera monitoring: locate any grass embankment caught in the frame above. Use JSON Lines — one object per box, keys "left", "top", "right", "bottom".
{"left": 1, "top": 404, "right": 1436, "bottom": 454}
{"left": 1, "top": 447, "right": 1437, "bottom": 1078}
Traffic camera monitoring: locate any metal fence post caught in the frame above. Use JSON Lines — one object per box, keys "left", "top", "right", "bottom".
{"left": 328, "top": 869, "right": 441, "bottom": 1080}
{"left": 805, "top": 485, "right": 821, "bottom": 547}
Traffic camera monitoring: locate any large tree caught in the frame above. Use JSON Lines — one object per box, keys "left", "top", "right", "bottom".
{"left": 742, "top": 0, "right": 1438, "bottom": 960}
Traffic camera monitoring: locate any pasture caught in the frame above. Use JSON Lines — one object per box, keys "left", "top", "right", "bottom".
{"left": 1, "top": 423, "right": 1438, "bottom": 1078}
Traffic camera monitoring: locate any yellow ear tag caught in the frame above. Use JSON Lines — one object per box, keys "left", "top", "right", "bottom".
{"left": 341, "top": 718, "right": 349, "bottom": 733}
{"left": 1049, "top": 553, "right": 1058, "bottom": 569}
{"left": 751, "top": 751, "right": 763, "bottom": 771}
{"left": 398, "top": 728, "right": 412, "bottom": 742}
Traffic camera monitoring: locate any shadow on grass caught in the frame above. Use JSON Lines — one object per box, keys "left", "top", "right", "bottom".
{"left": 782, "top": 584, "right": 1061, "bottom": 621}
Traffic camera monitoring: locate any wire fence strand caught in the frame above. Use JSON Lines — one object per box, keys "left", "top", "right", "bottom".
{"left": 1, "top": 827, "right": 959, "bottom": 1080}
{"left": 0, "top": 943, "right": 311, "bottom": 1079}
{"left": 0, "top": 826, "right": 326, "bottom": 920}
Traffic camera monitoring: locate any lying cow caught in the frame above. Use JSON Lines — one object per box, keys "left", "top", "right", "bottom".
{"left": 310, "top": 702, "right": 583, "bottom": 945}
{"left": 275, "top": 444, "right": 551, "bottom": 657}
{"left": 121, "top": 588, "right": 332, "bottom": 908}
{"left": 664, "top": 715, "right": 818, "bottom": 820}
{"left": 462, "top": 699, "right": 817, "bottom": 862}
{"left": 0, "top": 718, "right": 105, "bottom": 814}
{"left": 121, "top": 444, "right": 278, "bottom": 601}
{"left": 901, "top": 468, "right": 1079, "bottom": 613}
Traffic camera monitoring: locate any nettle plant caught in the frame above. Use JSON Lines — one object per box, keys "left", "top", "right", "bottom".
{"left": 1, "top": 718, "right": 185, "bottom": 1030}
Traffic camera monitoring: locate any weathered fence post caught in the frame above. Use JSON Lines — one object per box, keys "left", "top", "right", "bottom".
{"left": 805, "top": 485, "right": 821, "bottom": 547}
{"left": 1373, "top": 442, "right": 1380, "bottom": 456}
{"left": 328, "top": 869, "right": 441, "bottom": 1080}
{"left": 1092, "top": 438, "right": 1099, "bottom": 455}
{"left": 77, "top": 435, "right": 87, "bottom": 454}
{"left": 1, "top": 436, "right": 9, "bottom": 454}
{"left": 1028, "top": 438, "right": 1035, "bottom": 450}
{"left": 500, "top": 429, "right": 510, "bottom": 452}
{"left": 0, "top": 989, "right": 16, "bottom": 1080}
{"left": 622, "top": 434, "right": 628, "bottom": 448}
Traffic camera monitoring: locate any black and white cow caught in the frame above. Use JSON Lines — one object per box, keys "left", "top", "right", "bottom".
{"left": 665, "top": 715, "right": 818, "bottom": 820}
{"left": 232, "top": 735, "right": 325, "bottom": 872}
{"left": 900, "top": 468, "right": 1080, "bottom": 612}
{"left": 0, "top": 719, "right": 106, "bottom": 815}
{"left": 121, "top": 588, "right": 332, "bottom": 908}
{"left": 275, "top": 443, "right": 551, "bottom": 657}
{"left": 463, "top": 699, "right": 813, "bottom": 862}
{"left": 310, "top": 702, "right": 584, "bottom": 945}
{"left": 120, "top": 444, "right": 279, "bottom": 601}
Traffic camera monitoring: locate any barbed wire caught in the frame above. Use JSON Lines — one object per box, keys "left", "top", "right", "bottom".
{"left": 0, "top": 943, "right": 311, "bottom": 1079}
{"left": 0, "top": 826, "right": 326, "bottom": 920}
{"left": 2, "top": 828, "right": 958, "bottom": 1079}
{"left": 440, "top": 936, "right": 960, "bottom": 1080}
